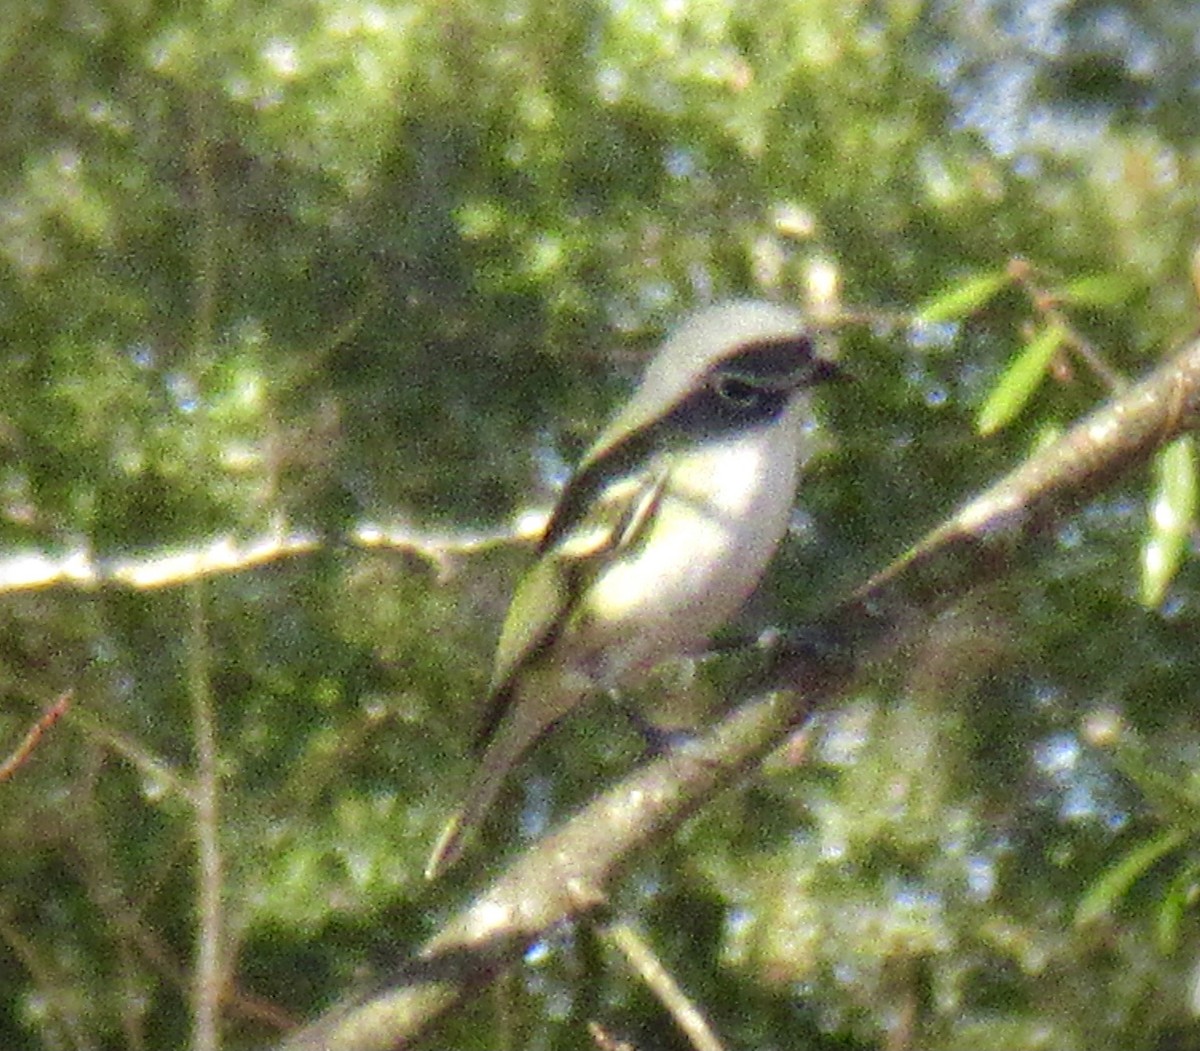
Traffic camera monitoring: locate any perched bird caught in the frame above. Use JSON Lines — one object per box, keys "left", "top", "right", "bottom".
{"left": 425, "top": 301, "right": 843, "bottom": 879}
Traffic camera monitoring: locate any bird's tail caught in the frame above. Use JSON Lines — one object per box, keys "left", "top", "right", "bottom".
{"left": 424, "top": 670, "right": 587, "bottom": 880}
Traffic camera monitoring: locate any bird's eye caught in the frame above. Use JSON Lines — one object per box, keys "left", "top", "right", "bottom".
{"left": 714, "top": 375, "right": 762, "bottom": 408}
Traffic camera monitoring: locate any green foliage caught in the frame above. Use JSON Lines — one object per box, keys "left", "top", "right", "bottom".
{"left": 976, "top": 323, "right": 1067, "bottom": 437}
{"left": 915, "top": 270, "right": 1011, "bottom": 324}
{"left": 1, "top": 1, "right": 1199, "bottom": 1049}
{"left": 1141, "top": 437, "right": 1198, "bottom": 608}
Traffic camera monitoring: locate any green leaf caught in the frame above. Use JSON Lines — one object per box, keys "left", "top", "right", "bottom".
{"left": 1060, "top": 273, "right": 1136, "bottom": 309}
{"left": 915, "top": 270, "right": 1011, "bottom": 323}
{"left": 1109, "top": 730, "right": 1200, "bottom": 831}
{"left": 1141, "top": 436, "right": 1198, "bottom": 608}
{"left": 976, "top": 324, "right": 1066, "bottom": 436}
{"left": 1156, "top": 860, "right": 1199, "bottom": 955}
{"left": 1075, "top": 829, "right": 1187, "bottom": 928}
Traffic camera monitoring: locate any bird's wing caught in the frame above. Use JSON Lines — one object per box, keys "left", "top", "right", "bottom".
{"left": 473, "top": 457, "right": 669, "bottom": 749}
{"left": 429, "top": 460, "right": 669, "bottom": 879}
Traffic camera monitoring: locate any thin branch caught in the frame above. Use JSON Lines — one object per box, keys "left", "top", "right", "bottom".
{"left": 276, "top": 333, "right": 1200, "bottom": 1051}
{"left": 0, "top": 905, "right": 92, "bottom": 1051}
{"left": 604, "top": 920, "right": 726, "bottom": 1051}
{"left": 0, "top": 518, "right": 545, "bottom": 595}
{"left": 188, "top": 91, "right": 219, "bottom": 362}
{"left": 0, "top": 690, "right": 71, "bottom": 783}
{"left": 71, "top": 807, "right": 297, "bottom": 1036}
{"left": 188, "top": 582, "right": 225, "bottom": 1051}
{"left": 66, "top": 706, "right": 196, "bottom": 804}
{"left": 1008, "top": 257, "right": 1128, "bottom": 392}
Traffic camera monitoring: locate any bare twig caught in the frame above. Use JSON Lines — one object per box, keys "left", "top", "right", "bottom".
{"left": 604, "top": 920, "right": 726, "bottom": 1051}
{"left": 71, "top": 801, "right": 297, "bottom": 1037}
{"left": 188, "top": 583, "right": 225, "bottom": 1051}
{"left": 0, "top": 691, "right": 71, "bottom": 783}
{"left": 0, "top": 518, "right": 544, "bottom": 595}
{"left": 1008, "top": 257, "right": 1128, "bottom": 392}
{"left": 0, "top": 905, "right": 91, "bottom": 1050}
{"left": 188, "top": 92, "right": 219, "bottom": 362}
{"left": 65, "top": 711, "right": 195, "bottom": 803}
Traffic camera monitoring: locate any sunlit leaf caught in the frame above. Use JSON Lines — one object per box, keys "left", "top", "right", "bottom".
{"left": 1141, "top": 436, "right": 1197, "bottom": 608}
{"left": 1156, "top": 860, "right": 1200, "bottom": 955}
{"left": 977, "top": 324, "right": 1066, "bottom": 436}
{"left": 1060, "top": 273, "right": 1137, "bottom": 308}
{"left": 915, "top": 270, "right": 1011, "bottom": 323}
{"left": 1075, "top": 829, "right": 1187, "bottom": 928}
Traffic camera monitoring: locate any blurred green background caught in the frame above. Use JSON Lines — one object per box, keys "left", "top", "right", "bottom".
{"left": 2, "top": 1, "right": 1199, "bottom": 1048}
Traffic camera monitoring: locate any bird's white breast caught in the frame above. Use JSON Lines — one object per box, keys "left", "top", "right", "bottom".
{"left": 581, "top": 398, "right": 811, "bottom": 684}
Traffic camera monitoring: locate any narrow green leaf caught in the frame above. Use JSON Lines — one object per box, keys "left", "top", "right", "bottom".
{"left": 1140, "top": 436, "right": 1198, "bottom": 608}
{"left": 1075, "top": 829, "right": 1187, "bottom": 928}
{"left": 1109, "top": 730, "right": 1200, "bottom": 831}
{"left": 1156, "top": 860, "right": 1200, "bottom": 955}
{"left": 976, "top": 324, "right": 1066, "bottom": 436}
{"left": 1060, "top": 273, "right": 1136, "bottom": 309}
{"left": 915, "top": 271, "right": 1010, "bottom": 323}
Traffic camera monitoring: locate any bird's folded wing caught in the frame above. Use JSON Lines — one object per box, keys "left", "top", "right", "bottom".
{"left": 473, "top": 461, "right": 669, "bottom": 749}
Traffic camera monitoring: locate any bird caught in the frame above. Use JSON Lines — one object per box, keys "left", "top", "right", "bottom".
{"left": 425, "top": 300, "right": 844, "bottom": 879}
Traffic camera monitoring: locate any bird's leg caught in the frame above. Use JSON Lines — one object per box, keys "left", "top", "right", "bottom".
{"left": 605, "top": 689, "right": 692, "bottom": 757}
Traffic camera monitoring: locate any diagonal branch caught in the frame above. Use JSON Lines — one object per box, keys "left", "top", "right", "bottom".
{"left": 277, "top": 335, "right": 1200, "bottom": 1051}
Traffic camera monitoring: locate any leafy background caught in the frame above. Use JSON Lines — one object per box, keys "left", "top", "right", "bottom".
{"left": 2, "top": 1, "right": 1199, "bottom": 1048}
